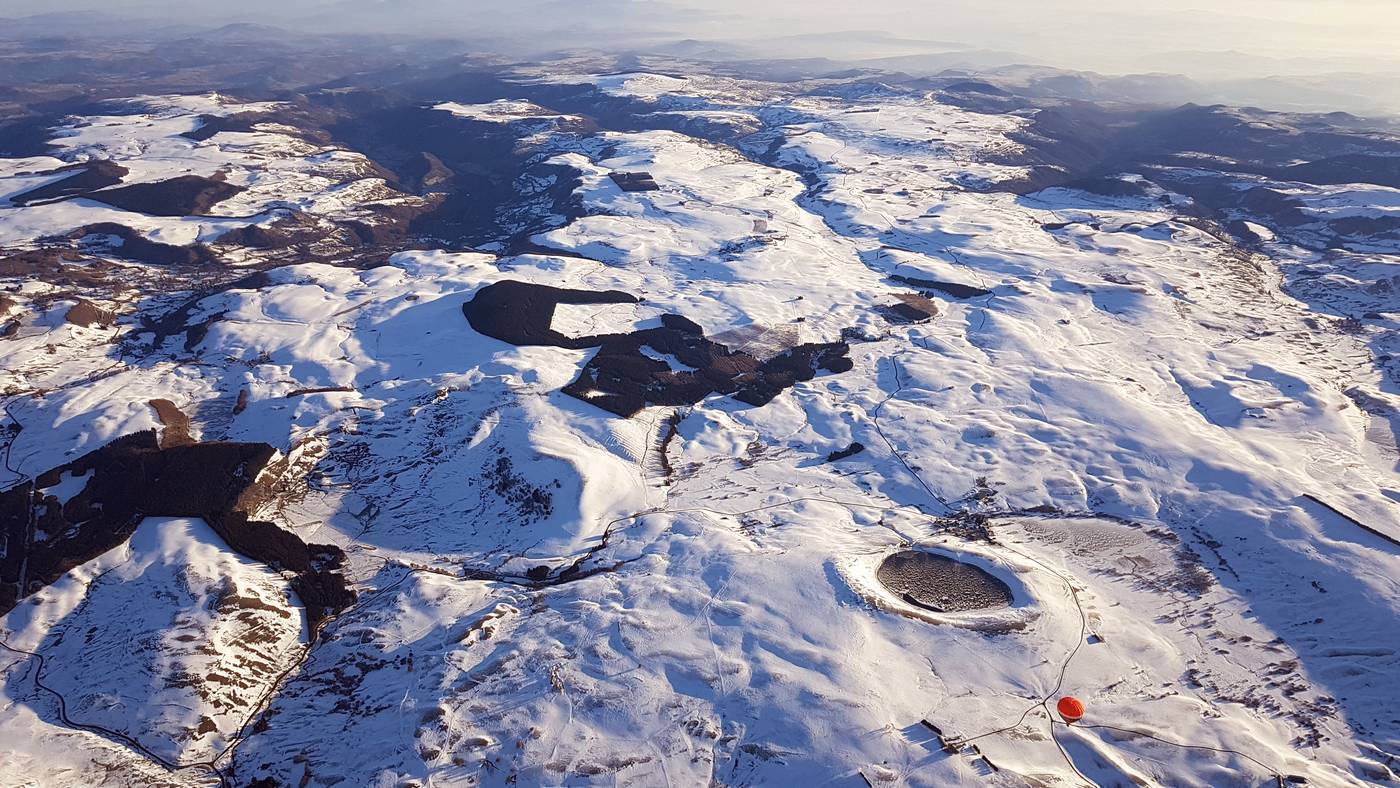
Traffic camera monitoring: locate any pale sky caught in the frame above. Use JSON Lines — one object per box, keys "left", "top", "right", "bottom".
{"left": 4, "top": 0, "right": 1399, "bottom": 75}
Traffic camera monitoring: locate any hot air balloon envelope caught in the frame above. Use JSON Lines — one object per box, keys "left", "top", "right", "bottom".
{"left": 1057, "top": 696, "right": 1085, "bottom": 723}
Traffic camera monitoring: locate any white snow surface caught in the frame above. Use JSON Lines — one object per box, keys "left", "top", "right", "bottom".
{"left": 1, "top": 517, "right": 304, "bottom": 773}
{"left": 0, "top": 94, "right": 429, "bottom": 249}
{"left": 0, "top": 75, "right": 1398, "bottom": 787}
{"left": 435, "top": 100, "right": 583, "bottom": 125}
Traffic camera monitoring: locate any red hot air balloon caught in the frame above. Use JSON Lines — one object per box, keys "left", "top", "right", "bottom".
{"left": 1057, "top": 696, "right": 1086, "bottom": 724}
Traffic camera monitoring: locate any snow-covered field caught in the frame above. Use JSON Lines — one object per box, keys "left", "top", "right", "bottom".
{"left": 0, "top": 94, "right": 431, "bottom": 258}
{"left": 1, "top": 69, "right": 1398, "bottom": 787}
{"left": 1, "top": 517, "right": 303, "bottom": 783}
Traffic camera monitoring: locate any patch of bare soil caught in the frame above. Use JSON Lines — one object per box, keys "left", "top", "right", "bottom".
{"left": 63, "top": 299, "right": 115, "bottom": 328}
{"left": 0, "top": 293, "right": 16, "bottom": 338}
{"left": 880, "top": 293, "right": 941, "bottom": 324}
{"left": 148, "top": 399, "right": 194, "bottom": 447}
{"left": 0, "top": 249, "right": 128, "bottom": 289}
{"left": 876, "top": 550, "right": 1013, "bottom": 613}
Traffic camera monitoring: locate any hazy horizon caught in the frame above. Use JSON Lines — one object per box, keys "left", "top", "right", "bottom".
{"left": 5, "top": 1, "right": 1398, "bottom": 64}
{"left": 5, "top": 0, "right": 1400, "bottom": 112}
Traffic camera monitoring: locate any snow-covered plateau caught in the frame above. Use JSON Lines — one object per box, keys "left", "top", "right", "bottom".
{"left": 0, "top": 63, "right": 1397, "bottom": 788}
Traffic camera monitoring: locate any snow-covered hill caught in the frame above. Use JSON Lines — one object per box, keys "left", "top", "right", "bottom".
{"left": 1, "top": 63, "right": 1398, "bottom": 787}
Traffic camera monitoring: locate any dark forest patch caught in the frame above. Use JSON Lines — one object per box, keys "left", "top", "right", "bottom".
{"left": 66, "top": 223, "right": 218, "bottom": 266}
{"left": 1004, "top": 101, "right": 1400, "bottom": 253}
{"left": 609, "top": 171, "right": 659, "bottom": 192}
{"left": 0, "top": 430, "right": 353, "bottom": 630}
{"left": 1280, "top": 154, "right": 1400, "bottom": 190}
{"left": 826, "top": 442, "right": 865, "bottom": 462}
{"left": 484, "top": 450, "right": 555, "bottom": 522}
{"left": 87, "top": 174, "right": 244, "bottom": 217}
{"left": 565, "top": 317, "right": 852, "bottom": 417}
{"left": 181, "top": 112, "right": 273, "bottom": 142}
{"left": 215, "top": 222, "right": 298, "bottom": 250}
{"left": 462, "top": 280, "right": 640, "bottom": 348}
{"left": 316, "top": 101, "right": 590, "bottom": 248}
{"left": 0, "top": 114, "right": 63, "bottom": 158}
{"left": 140, "top": 270, "right": 272, "bottom": 351}
{"left": 9, "top": 160, "right": 129, "bottom": 206}
{"left": 463, "top": 280, "right": 853, "bottom": 417}
{"left": 890, "top": 273, "right": 992, "bottom": 299}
